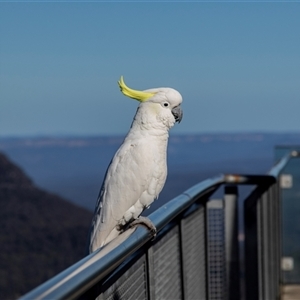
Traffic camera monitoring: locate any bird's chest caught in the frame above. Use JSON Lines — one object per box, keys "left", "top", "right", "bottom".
{"left": 134, "top": 136, "right": 167, "bottom": 170}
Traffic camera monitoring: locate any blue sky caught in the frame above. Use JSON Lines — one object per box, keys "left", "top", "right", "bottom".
{"left": 1, "top": 1, "right": 300, "bottom": 137}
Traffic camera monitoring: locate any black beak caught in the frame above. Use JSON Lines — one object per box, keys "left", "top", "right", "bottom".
{"left": 171, "top": 105, "right": 183, "bottom": 123}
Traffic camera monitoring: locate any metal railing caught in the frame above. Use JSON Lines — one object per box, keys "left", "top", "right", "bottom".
{"left": 20, "top": 153, "right": 291, "bottom": 300}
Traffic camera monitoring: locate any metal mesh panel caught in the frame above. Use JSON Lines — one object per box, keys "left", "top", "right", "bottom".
{"left": 207, "top": 200, "right": 226, "bottom": 300}
{"left": 181, "top": 205, "right": 206, "bottom": 300}
{"left": 149, "top": 225, "right": 182, "bottom": 300}
{"left": 101, "top": 254, "right": 147, "bottom": 300}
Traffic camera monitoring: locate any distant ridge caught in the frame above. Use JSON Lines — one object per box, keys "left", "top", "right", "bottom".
{"left": 0, "top": 152, "right": 92, "bottom": 299}
{"left": 2, "top": 132, "right": 300, "bottom": 212}
{"left": 1, "top": 132, "right": 300, "bottom": 148}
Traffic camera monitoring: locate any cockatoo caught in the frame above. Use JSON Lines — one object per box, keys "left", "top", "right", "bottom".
{"left": 89, "top": 76, "right": 183, "bottom": 253}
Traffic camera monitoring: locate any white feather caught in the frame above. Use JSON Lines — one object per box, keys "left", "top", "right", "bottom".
{"left": 89, "top": 86, "right": 182, "bottom": 252}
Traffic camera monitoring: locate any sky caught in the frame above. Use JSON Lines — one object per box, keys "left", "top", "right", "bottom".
{"left": 1, "top": 1, "right": 300, "bottom": 137}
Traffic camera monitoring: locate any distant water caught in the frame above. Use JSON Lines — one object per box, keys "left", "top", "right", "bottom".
{"left": 1, "top": 132, "right": 300, "bottom": 211}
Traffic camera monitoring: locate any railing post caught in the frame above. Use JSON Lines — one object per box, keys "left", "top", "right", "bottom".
{"left": 244, "top": 184, "right": 272, "bottom": 300}
{"left": 224, "top": 185, "right": 240, "bottom": 300}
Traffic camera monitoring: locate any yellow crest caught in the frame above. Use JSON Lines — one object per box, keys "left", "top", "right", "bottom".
{"left": 118, "top": 76, "right": 155, "bottom": 102}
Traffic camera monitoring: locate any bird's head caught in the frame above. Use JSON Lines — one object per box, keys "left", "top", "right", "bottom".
{"left": 118, "top": 76, "right": 183, "bottom": 129}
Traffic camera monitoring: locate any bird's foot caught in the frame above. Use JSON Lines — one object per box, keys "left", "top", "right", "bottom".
{"left": 130, "top": 216, "right": 157, "bottom": 239}
{"left": 116, "top": 222, "right": 127, "bottom": 232}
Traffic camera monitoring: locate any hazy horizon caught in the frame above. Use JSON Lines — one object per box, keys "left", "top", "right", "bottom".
{"left": 2, "top": 130, "right": 300, "bottom": 139}
{"left": 1, "top": 131, "right": 299, "bottom": 212}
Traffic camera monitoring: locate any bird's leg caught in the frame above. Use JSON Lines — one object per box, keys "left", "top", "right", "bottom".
{"left": 116, "top": 207, "right": 136, "bottom": 231}
{"left": 129, "top": 216, "right": 157, "bottom": 237}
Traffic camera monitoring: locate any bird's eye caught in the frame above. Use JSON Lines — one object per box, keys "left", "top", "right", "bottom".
{"left": 163, "top": 102, "right": 169, "bottom": 107}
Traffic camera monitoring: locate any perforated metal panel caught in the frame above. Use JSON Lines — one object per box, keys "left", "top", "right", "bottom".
{"left": 100, "top": 254, "right": 147, "bottom": 300}
{"left": 207, "top": 200, "right": 226, "bottom": 300}
{"left": 181, "top": 205, "right": 206, "bottom": 300}
{"left": 148, "top": 225, "right": 182, "bottom": 300}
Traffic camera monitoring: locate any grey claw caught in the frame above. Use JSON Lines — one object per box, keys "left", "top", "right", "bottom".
{"left": 130, "top": 216, "right": 157, "bottom": 238}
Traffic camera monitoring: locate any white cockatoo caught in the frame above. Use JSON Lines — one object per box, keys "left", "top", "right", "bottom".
{"left": 89, "top": 77, "right": 183, "bottom": 253}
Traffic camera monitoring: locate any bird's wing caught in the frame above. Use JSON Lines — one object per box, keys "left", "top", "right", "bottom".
{"left": 89, "top": 138, "right": 153, "bottom": 251}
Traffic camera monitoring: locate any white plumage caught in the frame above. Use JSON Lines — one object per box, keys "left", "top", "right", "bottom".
{"left": 89, "top": 77, "right": 183, "bottom": 253}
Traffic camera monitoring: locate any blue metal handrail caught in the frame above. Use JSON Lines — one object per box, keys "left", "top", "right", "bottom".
{"left": 20, "top": 175, "right": 225, "bottom": 300}
{"left": 20, "top": 154, "right": 291, "bottom": 300}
